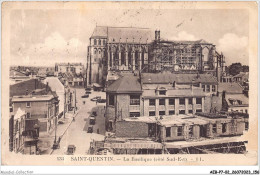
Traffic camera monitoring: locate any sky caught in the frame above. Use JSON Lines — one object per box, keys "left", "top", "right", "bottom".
{"left": 10, "top": 8, "right": 249, "bottom": 67}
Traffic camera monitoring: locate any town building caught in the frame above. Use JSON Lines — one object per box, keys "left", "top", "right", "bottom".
{"left": 10, "top": 69, "right": 31, "bottom": 84}
{"left": 43, "top": 77, "right": 66, "bottom": 118}
{"left": 96, "top": 112, "right": 248, "bottom": 155}
{"left": 10, "top": 108, "right": 40, "bottom": 154}
{"left": 86, "top": 26, "right": 226, "bottom": 87}
{"left": 218, "top": 82, "right": 249, "bottom": 114}
{"left": 59, "top": 72, "right": 84, "bottom": 87}
{"left": 105, "top": 73, "right": 218, "bottom": 132}
{"left": 11, "top": 95, "right": 59, "bottom": 134}
{"left": 10, "top": 108, "right": 26, "bottom": 153}
{"left": 55, "top": 63, "right": 84, "bottom": 75}
{"left": 233, "top": 72, "right": 249, "bottom": 84}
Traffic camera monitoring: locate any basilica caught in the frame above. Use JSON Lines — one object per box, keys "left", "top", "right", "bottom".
{"left": 86, "top": 26, "right": 226, "bottom": 86}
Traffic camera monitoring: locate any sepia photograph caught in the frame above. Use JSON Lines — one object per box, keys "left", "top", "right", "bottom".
{"left": 1, "top": 1, "right": 258, "bottom": 171}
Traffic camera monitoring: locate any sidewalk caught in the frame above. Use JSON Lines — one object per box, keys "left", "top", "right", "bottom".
{"left": 47, "top": 109, "right": 80, "bottom": 155}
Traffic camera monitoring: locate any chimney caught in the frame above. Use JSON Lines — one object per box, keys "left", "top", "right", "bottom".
{"left": 222, "top": 90, "right": 226, "bottom": 99}
{"left": 35, "top": 79, "right": 37, "bottom": 90}
{"left": 46, "top": 82, "right": 49, "bottom": 92}
{"left": 155, "top": 30, "right": 159, "bottom": 41}
{"left": 158, "top": 30, "right": 160, "bottom": 41}
{"left": 172, "top": 81, "right": 176, "bottom": 88}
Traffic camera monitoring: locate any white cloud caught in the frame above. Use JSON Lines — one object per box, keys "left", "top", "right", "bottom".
{"left": 11, "top": 32, "right": 87, "bottom": 66}
{"left": 218, "top": 33, "right": 248, "bottom": 65}
{"left": 218, "top": 33, "right": 248, "bottom": 52}
{"left": 169, "top": 31, "right": 198, "bottom": 41}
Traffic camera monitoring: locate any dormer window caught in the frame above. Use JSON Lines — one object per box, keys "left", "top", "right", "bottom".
{"left": 159, "top": 90, "right": 166, "bottom": 95}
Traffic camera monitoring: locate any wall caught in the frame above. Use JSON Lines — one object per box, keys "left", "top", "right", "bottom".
{"left": 160, "top": 124, "right": 202, "bottom": 142}
{"left": 116, "top": 121, "right": 149, "bottom": 138}
{"left": 13, "top": 99, "right": 57, "bottom": 133}
{"left": 205, "top": 118, "right": 246, "bottom": 137}
{"left": 143, "top": 97, "right": 204, "bottom": 116}
{"left": 116, "top": 94, "right": 130, "bottom": 119}
{"left": 204, "top": 95, "right": 222, "bottom": 113}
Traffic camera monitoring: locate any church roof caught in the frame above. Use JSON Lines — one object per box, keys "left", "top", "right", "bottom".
{"left": 107, "top": 27, "right": 152, "bottom": 44}
{"left": 91, "top": 26, "right": 108, "bottom": 38}
{"left": 160, "top": 39, "right": 212, "bottom": 45}
{"left": 91, "top": 26, "right": 152, "bottom": 44}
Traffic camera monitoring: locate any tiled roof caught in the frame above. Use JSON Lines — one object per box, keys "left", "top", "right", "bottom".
{"left": 233, "top": 72, "right": 249, "bottom": 79}
{"left": 142, "top": 73, "right": 218, "bottom": 85}
{"left": 226, "top": 94, "right": 249, "bottom": 106}
{"left": 218, "top": 82, "right": 243, "bottom": 94}
{"left": 106, "top": 74, "right": 142, "bottom": 93}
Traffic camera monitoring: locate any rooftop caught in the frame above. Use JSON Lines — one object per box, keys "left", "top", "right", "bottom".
{"left": 218, "top": 82, "right": 243, "bottom": 94}
{"left": 43, "top": 77, "right": 64, "bottom": 92}
{"left": 160, "top": 39, "right": 212, "bottom": 45}
{"left": 106, "top": 74, "right": 142, "bottom": 93}
{"left": 142, "top": 85, "right": 205, "bottom": 98}
{"left": 226, "top": 94, "right": 249, "bottom": 106}
{"left": 14, "top": 108, "right": 26, "bottom": 120}
{"left": 142, "top": 73, "right": 218, "bottom": 85}
{"left": 56, "top": 62, "right": 83, "bottom": 66}
{"left": 12, "top": 95, "right": 54, "bottom": 102}
{"left": 122, "top": 114, "right": 208, "bottom": 126}
{"left": 91, "top": 26, "right": 153, "bottom": 44}
{"left": 233, "top": 72, "right": 249, "bottom": 79}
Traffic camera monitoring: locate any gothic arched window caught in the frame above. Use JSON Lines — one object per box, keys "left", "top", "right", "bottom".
{"left": 121, "top": 50, "right": 125, "bottom": 65}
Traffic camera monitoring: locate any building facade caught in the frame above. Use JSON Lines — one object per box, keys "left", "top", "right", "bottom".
{"left": 11, "top": 95, "right": 58, "bottom": 134}
{"left": 55, "top": 63, "right": 84, "bottom": 74}
{"left": 105, "top": 73, "right": 218, "bottom": 132}
{"left": 87, "top": 26, "right": 152, "bottom": 86}
{"left": 87, "top": 27, "right": 226, "bottom": 87}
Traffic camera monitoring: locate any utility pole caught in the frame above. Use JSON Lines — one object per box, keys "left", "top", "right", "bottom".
{"left": 74, "top": 89, "right": 77, "bottom": 114}
{"left": 64, "top": 90, "right": 66, "bottom": 119}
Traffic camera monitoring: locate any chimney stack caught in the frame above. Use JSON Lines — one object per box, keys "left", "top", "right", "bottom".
{"left": 46, "top": 82, "right": 49, "bottom": 92}
{"left": 172, "top": 81, "right": 176, "bottom": 88}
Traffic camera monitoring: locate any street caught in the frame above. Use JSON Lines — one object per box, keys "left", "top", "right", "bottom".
{"left": 51, "top": 88, "right": 106, "bottom": 155}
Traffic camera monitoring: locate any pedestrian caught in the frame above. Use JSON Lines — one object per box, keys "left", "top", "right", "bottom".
{"left": 97, "top": 128, "right": 100, "bottom": 134}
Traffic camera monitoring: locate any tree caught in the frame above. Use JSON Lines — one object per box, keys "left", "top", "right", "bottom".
{"left": 242, "top": 65, "right": 249, "bottom": 72}
{"left": 228, "top": 63, "right": 242, "bottom": 76}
